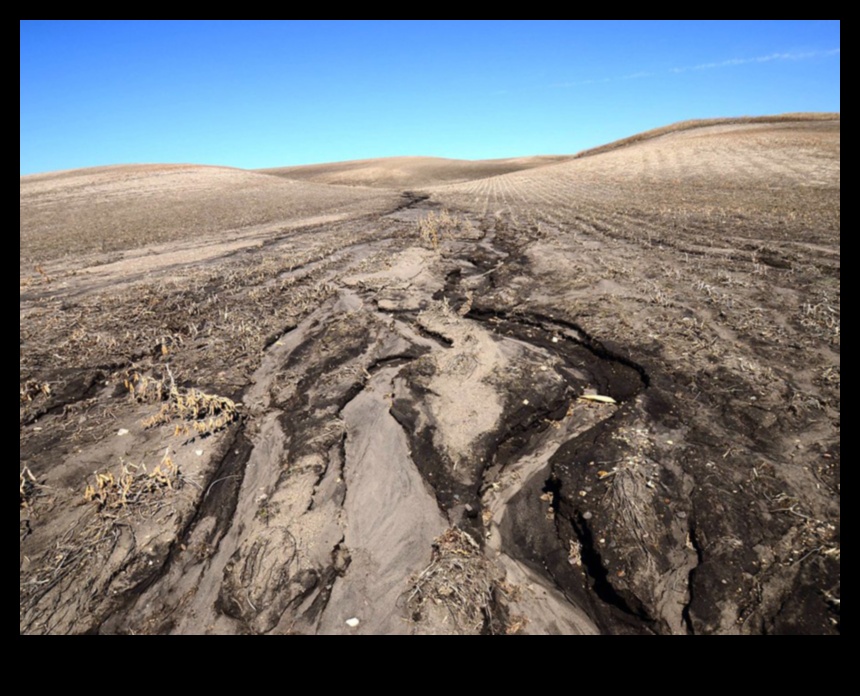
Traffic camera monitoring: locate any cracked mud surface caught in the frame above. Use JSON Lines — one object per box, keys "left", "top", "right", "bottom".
{"left": 21, "top": 116, "right": 839, "bottom": 634}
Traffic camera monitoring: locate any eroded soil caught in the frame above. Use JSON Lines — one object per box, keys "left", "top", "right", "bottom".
{"left": 20, "top": 117, "right": 840, "bottom": 634}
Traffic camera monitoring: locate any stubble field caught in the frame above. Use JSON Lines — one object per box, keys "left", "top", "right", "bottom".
{"left": 20, "top": 114, "right": 839, "bottom": 634}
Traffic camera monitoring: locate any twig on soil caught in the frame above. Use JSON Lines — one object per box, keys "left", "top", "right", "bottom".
{"left": 205, "top": 474, "right": 242, "bottom": 500}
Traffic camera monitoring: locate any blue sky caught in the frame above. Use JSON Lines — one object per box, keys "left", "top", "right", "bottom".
{"left": 20, "top": 20, "right": 840, "bottom": 175}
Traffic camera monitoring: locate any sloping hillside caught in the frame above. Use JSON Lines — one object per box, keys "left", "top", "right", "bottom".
{"left": 21, "top": 164, "right": 400, "bottom": 263}
{"left": 259, "top": 155, "right": 573, "bottom": 189}
{"left": 20, "top": 115, "right": 839, "bottom": 635}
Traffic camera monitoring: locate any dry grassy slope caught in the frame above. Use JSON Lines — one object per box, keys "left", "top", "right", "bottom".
{"left": 259, "top": 115, "right": 836, "bottom": 192}
{"left": 258, "top": 155, "right": 574, "bottom": 189}
{"left": 20, "top": 164, "right": 401, "bottom": 263}
{"left": 568, "top": 112, "right": 840, "bottom": 162}
{"left": 429, "top": 117, "right": 840, "bottom": 235}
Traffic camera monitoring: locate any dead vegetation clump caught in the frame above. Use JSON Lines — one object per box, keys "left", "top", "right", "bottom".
{"left": 405, "top": 527, "right": 522, "bottom": 634}
{"left": 20, "top": 379, "right": 51, "bottom": 404}
{"left": 20, "top": 465, "right": 39, "bottom": 509}
{"left": 798, "top": 294, "right": 840, "bottom": 345}
{"left": 83, "top": 450, "right": 180, "bottom": 512}
{"left": 21, "top": 449, "right": 185, "bottom": 632}
{"left": 125, "top": 369, "right": 238, "bottom": 436}
{"left": 417, "top": 209, "right": 472, "bottom": 250}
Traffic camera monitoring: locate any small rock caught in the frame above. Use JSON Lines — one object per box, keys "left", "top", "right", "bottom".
{"left": 117, "top": 428, "right": 129, "bottom": 436}
{"left": 522, "top": 399, "right": 530, "bottom": 405}
{"left": 195, "top": 449, "right": 204, "bottom": 456}
{"left": 345, "top": 617, "right": 360, "bottom": 628}
{"left": 582, "top": 511, "right": 593, "bottom": 520}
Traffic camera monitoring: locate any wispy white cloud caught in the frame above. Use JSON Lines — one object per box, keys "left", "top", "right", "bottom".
{"left": 551, "top": 48, "right": 839, "bottom": 89}
{"left": 670, "top": 48, "right": 840, "bottom": 73}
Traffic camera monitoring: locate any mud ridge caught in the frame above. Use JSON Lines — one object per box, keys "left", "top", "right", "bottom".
{"left": 682, "top": 522, "right": 704, "bottom": 635}
{"left": 467, "top": 307, "right": 650, "bottom": 392}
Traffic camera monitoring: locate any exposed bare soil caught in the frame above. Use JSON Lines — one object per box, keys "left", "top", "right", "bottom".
{"left": 20, "top": 115, "right": 840, "bottom": 634}
{"left": 259, "top": 155, "right": 574, "bottom": 189}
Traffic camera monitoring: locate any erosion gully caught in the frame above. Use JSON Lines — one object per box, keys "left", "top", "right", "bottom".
{"left": 27, "top": 202, "right": 681, "bottom": 635}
